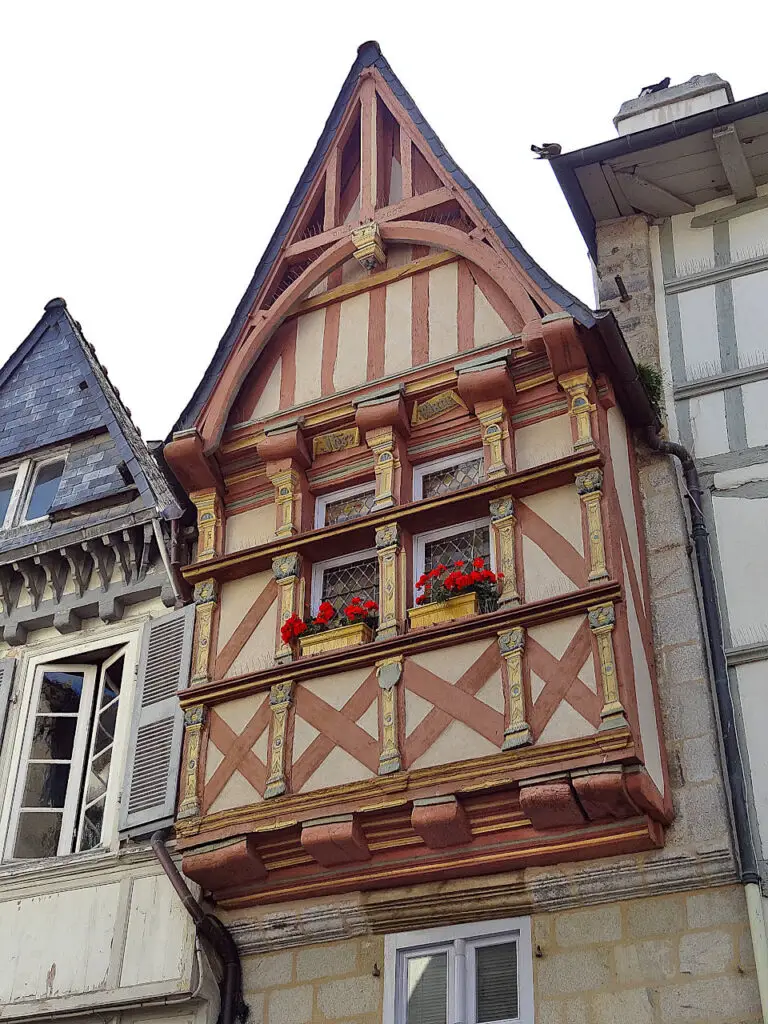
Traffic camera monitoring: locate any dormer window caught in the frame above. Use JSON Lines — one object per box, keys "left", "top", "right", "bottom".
{"left": 0, "top": 454, "right": 66, "bottom": 529}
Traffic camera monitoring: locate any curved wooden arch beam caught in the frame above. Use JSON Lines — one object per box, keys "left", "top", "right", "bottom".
{"left": 199, "top": 223, "right": 551, "bottom": 455}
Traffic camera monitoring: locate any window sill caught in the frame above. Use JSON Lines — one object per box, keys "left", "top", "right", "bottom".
{"left": 0, "top": 839, "right": 157, "bottom": 891}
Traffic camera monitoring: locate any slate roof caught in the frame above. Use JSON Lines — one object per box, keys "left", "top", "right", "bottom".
{"left": 0, "top": 299, "right": 182, "bottom": 556}
{"left": 173, "top": 41, "right": 596, "bottom": 434}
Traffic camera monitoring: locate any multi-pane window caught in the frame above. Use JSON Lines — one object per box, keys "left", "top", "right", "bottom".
{"left": 386, "top": 919, "right": 533, "bottom": 1024}
{"left": 414, "top": 451, "right": 484, "bottom": 501}
{"left": 312, "top": 549, "right": 379, "bottom": 615}
{"left": 315, "top": 483, "right": 376, "bottom": 528}
{"left": 0, "top": 454, "right": 66, "bottom": 529}
{"left": 414, "top": 518, "right": 493, "bottom": 600}
{"left": 8, "top": 651, "right": 126, "bottom": 859}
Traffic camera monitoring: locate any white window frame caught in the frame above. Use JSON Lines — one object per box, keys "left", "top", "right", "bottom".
{"left": 413, "top": 516, "right": 495, "bottom": 601}
{"left": 0, "top": 448, "right": 68, "bottom": 529}
{"left": 310, "top": 546, "right": 379, "bottom": 615}
{"left": 384, "top": 916, "right": 534, "bottom": 1024}
{"left": 314, "top": 481, "right": 376, "bottom": 530}
{"left": 413, "top": 449, "right": 484, "bottom": 501}
{"left": 0, "top": 626, "right": 140, "bottom": 863}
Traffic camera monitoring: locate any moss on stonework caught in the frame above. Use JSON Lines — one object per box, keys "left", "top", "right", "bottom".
{"left": 637, "top": 361, "right": 664, "bottom": 415}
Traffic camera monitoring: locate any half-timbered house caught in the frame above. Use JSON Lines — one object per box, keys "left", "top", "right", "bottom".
{"left": 165, "top": 44, "right": 760, "bottom": 1024}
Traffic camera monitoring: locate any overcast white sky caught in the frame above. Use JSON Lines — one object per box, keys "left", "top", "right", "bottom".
{"left": 1, "top": 1, "right": 765, "bottom": 440}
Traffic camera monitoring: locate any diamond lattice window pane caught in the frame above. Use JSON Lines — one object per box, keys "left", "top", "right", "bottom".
{"left": 424, "top": 525, "right": 491, "bottom": 572}
{"left": 421, "top": 457, "right": 484, "bottom": 500}
{"left": 324, "top": 489, "right": 376, "bottom": 526}
{"left": 321, "top": 556, "right": 379, "bottom": 613}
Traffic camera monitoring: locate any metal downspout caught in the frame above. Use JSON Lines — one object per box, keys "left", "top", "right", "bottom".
{"left": 645, "top": 430, "right": 768, "bottom": 1017}
{"left": 151, "top": 832, "right": 248, "bottom": 1024}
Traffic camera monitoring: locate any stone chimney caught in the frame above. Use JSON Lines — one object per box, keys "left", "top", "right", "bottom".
{"left": 614, "top": 74, "right": 734, "bottom": 135}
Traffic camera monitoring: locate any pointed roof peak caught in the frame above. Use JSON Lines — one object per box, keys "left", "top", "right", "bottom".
{"left": 357, "top": 40, "right": 381, "bottom": 63}
{"left": 44, "top": 296, "right": 67, "bottom": 311}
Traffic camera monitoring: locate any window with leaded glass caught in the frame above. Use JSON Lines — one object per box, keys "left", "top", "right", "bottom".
{"left": 7, "top": 650, "right": 126, "bottom": 859}
{"left": 313, "top": 549, "right": 379, "bottom": 615}
{"left": 414, "top": 451, "right": 484, "bottom": 501}
{"left": 317, "top": 486, "right": 376, "bottom": 528}
{"left": 386, "top": 919, "right": 533, "bottom": 1024}
{"left": 413, "top": 518, "right": 493, "bottom": 601}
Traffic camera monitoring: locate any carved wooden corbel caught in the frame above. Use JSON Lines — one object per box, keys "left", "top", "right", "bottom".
{"left": 61, "top": 546, "right": 92, "bottom": 598}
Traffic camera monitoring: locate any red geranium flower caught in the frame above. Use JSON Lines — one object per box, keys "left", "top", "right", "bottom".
{"left": 364, "top": 600, "right": 378, "bottom": 611}
{"left": 473, "top": 556, "right": 485, "bottom": 569}
{"left": 454, "top": 560, "right": 465, "bottom": 568}
{"left": 415, "top": 594, "right": 427, "bottom": 605}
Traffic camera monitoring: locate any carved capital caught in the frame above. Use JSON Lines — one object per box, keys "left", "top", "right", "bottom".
{"left": 272, "top": 553, "right": 302, "bottom": 581}
{"left": 375, "top": 522, "right": 400, "bottom": 550}
{"left": 588, "top": 602, "right": 616, "bottom": 631}
{"left": 498, "top": 627, "right": 525, "bottom": 656}
{"left": 575, "top": 469, "right": 604, "bottom": 495}
{"left": 352, "top": 220, "right": 386, "bottom": 271}
{"left": 490, "top": 495, "right": 515, "bottom": 523}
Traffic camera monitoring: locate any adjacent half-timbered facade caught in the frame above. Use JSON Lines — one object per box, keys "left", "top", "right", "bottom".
{"left": 167, "top": 43, "right": 669, "bottom": 917}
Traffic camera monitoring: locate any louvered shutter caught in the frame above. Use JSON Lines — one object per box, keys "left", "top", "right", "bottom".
{"left": 0, "top": 658, "right": 16, "bottom": 751}
{"left": 474, "top": 941, "right": 518, "bottom": 1023}
{"left": 119, "top": 605, "right": 195, "bottom": 836}
{"left": 406, "top": 953, "right": 448, "bottom": 1024}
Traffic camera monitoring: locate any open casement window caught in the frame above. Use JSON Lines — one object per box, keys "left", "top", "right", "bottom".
{"left": 0, "top": 453, "right": 66, "bottom": 529}
{"left": 413, "top": 518, "right": 493, "bottom": 600}
{"left": 314, "top": 482, "right": 376, "bottom": 529}
{"left": 413, "top": 450, "right": 484, "bottom": 501}
{"left": 119, "top": 605, "right": 195, "bottom": 837}
{"left": 7, "top": 653, "right": 127, "bottom": 858}
{"left": 385, "top": 919, "right": 533, "bottom": 1024}
{"left": 311, "top": 548, "right": 379, "bottom": 616}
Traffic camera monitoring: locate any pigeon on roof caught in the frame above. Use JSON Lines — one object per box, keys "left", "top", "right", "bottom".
{"left": 639, "top": 76, "right": 671, "bottom": 97}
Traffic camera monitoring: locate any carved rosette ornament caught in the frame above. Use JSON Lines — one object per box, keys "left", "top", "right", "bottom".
{"left": 489, "top": 497, "right": 520, "bottom": 606}
{"left": 375, "top": 523, "right": 401, "bottom": 640}
{"left": 587, "top": 602, "right": 628, "bottom": 731}
{"left": 265, "top": 680, "right": 295, "bottom": 799}
{"left": 178, "top": 705, "right": 206, "bottom": 820}
{"left": 497, "top": 628, "right": 531, "bottom": 749}
{"left": 190, "top": 579, "right": 218, "bottom": 686}
{"left": 560, "top": 371, "right": 596, "bottom": 450}
{"left": 272, "top": 553, "right": 303, "bottom": 663}
{"left": 575, "top": 469, "right": 609, "bottom": 582}
{"left": 376, "top": 656, "right": 403, "bottom": 774}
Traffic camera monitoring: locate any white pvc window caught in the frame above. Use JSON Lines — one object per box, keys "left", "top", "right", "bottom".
{"left": 413, "top": 517, "right": 494, "bottom": 600}
{"left": 314, "top": 481, "right": 376, "bottom": 529}
{"left": 384, "top": 918, "right": 534, "bottom": 1024}
{"left": 413, "top": 450, "right": 484, "bottom": 501}
{"left": 6, "top": 650, "right": 127, "bottom": 859}
{"left": 310, "top": 547, "right": 379, "bottom": 615}
{"left": 0, "top": 452, "right": 67, "bottom": 529}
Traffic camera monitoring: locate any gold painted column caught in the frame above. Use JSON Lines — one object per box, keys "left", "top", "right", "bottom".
{"left": 375, "top": 523, "right": 402, "bottom": 640}
{"left": 272, "top": 553, "right": 303, "bottom": 663}
{"left": 576, "top": 469, "right": 609, "bottom": 582}
{"left": 489, "top": 497, "right": 520, "bottom": 606}
{"left": 376, "top": 656, "right": 402, "bottom": 774}
{"left": 367, "top": 428, "right": 399, "bottom": 511}
{"left": 190, "top": 579, "right": 218, "bottom": 685}
{"left": 498, "top": 628, "right": 531, "bottom": 749}
{"left": 264, "top": 680, "right": 294, "bottom": 799}
{"left": 560, "top": 371, "right": 596, "bottom": 450}
{"left": 476, "top": 402, "right": 511, "bottom": 479}
{"left": 588, "top": 602, "right": 628, "bottom": 731}
{"left": 177, "top": 705, "right": 206, "bottom": 820}
{"left": 270, "top": 466, "right": 302, "bottom": 539}
{"left": 190, "top": 488, "right": 224, "bottom": 561}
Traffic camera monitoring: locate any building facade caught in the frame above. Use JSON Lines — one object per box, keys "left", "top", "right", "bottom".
{"left": 551, "top": 74, "right": 768, "bottom": 1017}
{"left": 165, "top": 45, "right": 762, "bottom": 1023}
{"left": 0, "top": 301, "right": 217, "bottom": 1024}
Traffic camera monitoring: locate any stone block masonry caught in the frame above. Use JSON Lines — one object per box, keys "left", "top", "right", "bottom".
{"left": 237, "top": 886, "right": 758, "bottom": 1024}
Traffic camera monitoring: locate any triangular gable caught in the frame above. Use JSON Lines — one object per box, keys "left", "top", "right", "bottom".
{"left": 173, "top": 42, "right": 595, "bottom": 452}
{"left": 0, "top": 300, "right": 181, "bottom": 518}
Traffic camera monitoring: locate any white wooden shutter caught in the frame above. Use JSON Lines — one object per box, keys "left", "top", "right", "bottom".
{"left": 119, "top": 605, "right": 195, "bottom": 836}
{"left": 0, "top": 658, "right": 16, "bottom": 751}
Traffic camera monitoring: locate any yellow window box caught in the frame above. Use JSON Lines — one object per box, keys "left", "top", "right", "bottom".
{"left": 299, "top": 621, "right": 374, "bottom": 656}
{"left": 407, "top": 591, "right": 479, "bottom": 629}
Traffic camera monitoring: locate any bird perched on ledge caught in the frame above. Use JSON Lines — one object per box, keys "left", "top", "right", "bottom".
{"left": 530, "top": 142, "right": 562, "bottom": 159}
{"left": 639, "top": 76, "right": 670, "bottom": 96}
